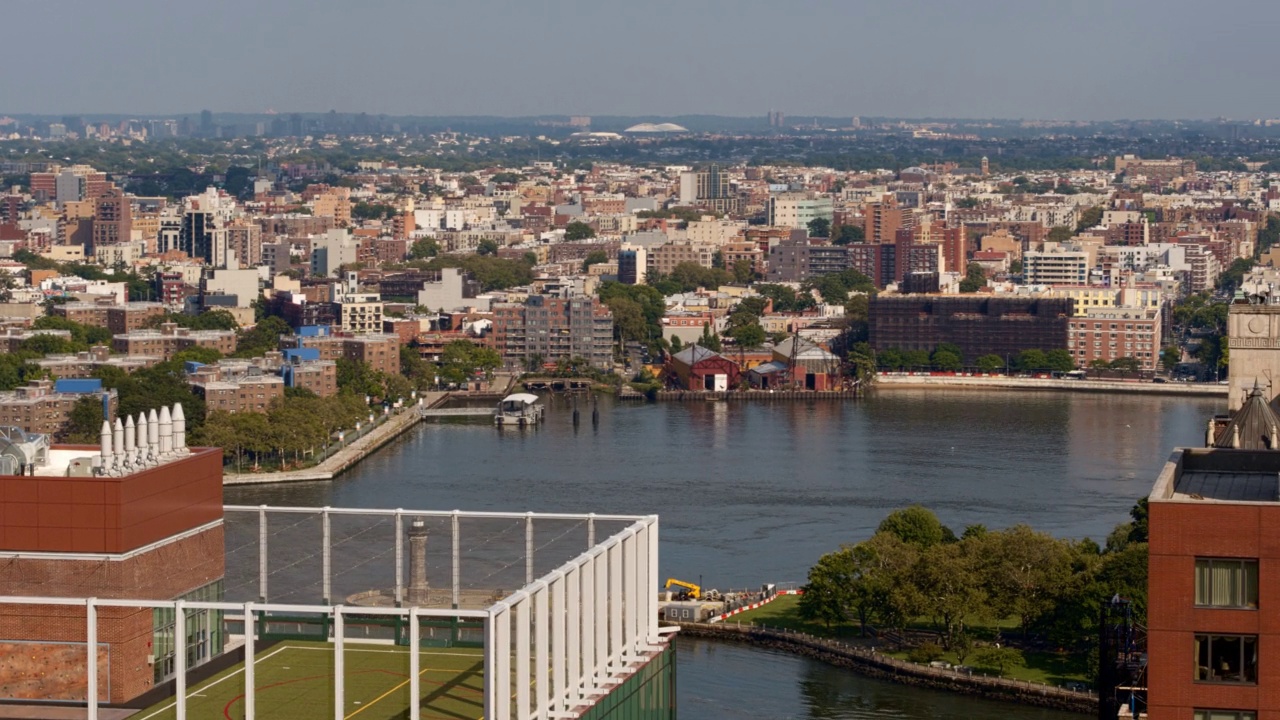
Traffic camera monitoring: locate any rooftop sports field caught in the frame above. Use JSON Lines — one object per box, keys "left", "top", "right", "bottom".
{"left": 135, "top": 641, "right": 484, "bottom": 720}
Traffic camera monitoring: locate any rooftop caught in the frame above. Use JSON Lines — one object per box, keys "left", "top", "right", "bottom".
{"left": 1151, "top": 448, "right": 1280, "bottom": 504}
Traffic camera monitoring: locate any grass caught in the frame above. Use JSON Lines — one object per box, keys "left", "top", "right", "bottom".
{"left": 137, "top": 641, "right": 484, "bottom": 720}
{"left": 724, "top": 595, "right": 1087, "bottom": 686}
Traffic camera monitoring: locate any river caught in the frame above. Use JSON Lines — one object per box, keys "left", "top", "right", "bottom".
{"left": 225, "top": 389, "right": 1220, "bottom": 718}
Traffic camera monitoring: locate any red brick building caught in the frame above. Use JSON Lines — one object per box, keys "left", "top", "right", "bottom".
{"left": 1147, "top": 447, "right": 1280, "bottom": 720}
{"left": 1067, "top": 306, "right": 1163, "bottom": 370}
{"left": 0, "top": 415, "right": 225, "bottom": 704}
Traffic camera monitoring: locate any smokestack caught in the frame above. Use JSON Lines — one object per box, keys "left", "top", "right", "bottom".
{"left": 172, "top": 403, "right": 186, "bottom": 452}
{"left": 112, "top": 418, "right": 124, "bottom": 475}
{"left": 99, "top": 420, "right": 112, "bottom": 473}
{"left": 136, "top": 412, "right": 149, "bottom": 466}
{"left": 148, "top": 409, "right": 160, "bottom": 461}
{"left": 159, "top": 405, "right": 172, "bottom": 456}
{"left": 407, "top": 519, "right": 429, "bottom": 605}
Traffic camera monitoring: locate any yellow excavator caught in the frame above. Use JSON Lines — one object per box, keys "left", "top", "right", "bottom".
{"left": 664, "top": 578, "right": 701, "bottom": 601}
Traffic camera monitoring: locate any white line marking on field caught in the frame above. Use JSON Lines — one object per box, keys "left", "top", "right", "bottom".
{"left": 134, "top": 644, "right": 292, "bottom": 720}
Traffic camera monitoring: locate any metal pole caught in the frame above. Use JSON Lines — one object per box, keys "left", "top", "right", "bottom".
{"left": 409, "top": 607, "right": 421, "bottom": 720}
{"left": 334, "top": 606, "right": 345, "bottom": 720}
{"left": 525, "top": 513, "right": 534, "bottom": 586}
{"left": 86, "top": 598, "right": 98, "bottom": 720}
{"left": 395, "top": 510, "right": 404, "bottom": 607}
{"left": 258, "top": 506, "right": 268, "bottom": 602}
{"left": 175, "top": 600, "right": 187, "bottom": 720}
{"left": 244, "top": 603, "right": 256, "bottom": 720}
{"left": 587, "top": 513, "right": 596, "bottom": 548}
{"left": 451, "top": 511, "right": 460, "bottom": 608}
{"left": 322, "top": 508, "right": 332, "bottom": 605}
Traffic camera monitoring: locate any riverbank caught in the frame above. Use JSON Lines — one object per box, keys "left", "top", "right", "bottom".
{"left": 223, "top": 391, "right": 448, "bottom": 485}
{"left": 676, "top": 622, "right": 1095, "bottom": 714}
{"left": 875, "top": 373, "right": 1227, "bottom": 397}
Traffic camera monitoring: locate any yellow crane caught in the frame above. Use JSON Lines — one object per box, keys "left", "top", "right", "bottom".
{"left": 664, "top": 578, "right": 701, "bottom": 600}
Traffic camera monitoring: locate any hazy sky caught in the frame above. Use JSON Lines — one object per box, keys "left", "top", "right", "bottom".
{"left": 5, "top": 0, "right": 1277, "bottom": 120}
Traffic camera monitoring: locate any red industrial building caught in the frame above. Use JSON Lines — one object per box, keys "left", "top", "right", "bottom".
{"left": 0, "top": 406, "right": 225, "bottom": 705}
{"left": 664, "top": 345, "right": 741, "bottom": 390}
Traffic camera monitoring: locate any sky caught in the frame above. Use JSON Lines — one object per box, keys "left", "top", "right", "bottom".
{"left": 4, "top": 0, "right": 1277, "bottom": 121}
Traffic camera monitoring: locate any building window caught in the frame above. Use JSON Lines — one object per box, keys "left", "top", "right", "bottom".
{"left": 1194, "top": 712, "right": 1256, "bottom": 720}
{"left": 1195, "top": 559, "right": 1259, "bottom": 609}
{"left": 1195, "top": 635, "right": 1257, "bottom": 683}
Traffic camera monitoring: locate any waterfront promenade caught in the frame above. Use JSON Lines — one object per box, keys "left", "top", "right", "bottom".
{"left": 223, "top": 391, "right": 447, "bottom": 485}
{"left": 875, "top": 373, "right": 1227, "bottom": 397}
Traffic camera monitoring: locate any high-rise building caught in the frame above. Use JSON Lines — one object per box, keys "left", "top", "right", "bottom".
{"left": 869, "top": 295, "right": 1070, "bottom": 360}
{"left": 862, "top": 193, "right": 914, "bottom": 244}
{"left": 618, "top": 245, "right": 647, "bottom": 285}
{"left": 767, "top": 192, "right": 834, "bottom": 229}
{"left": 91, "top": 184, "right": 132, "bottom": 252}
{"left": 678, "top": 164, "right": 739, "bottom": 213}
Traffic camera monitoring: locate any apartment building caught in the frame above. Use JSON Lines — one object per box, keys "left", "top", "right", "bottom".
{"left": 1067, "top": 306, "right": 1162, "bottom": 370}
{"left": 112, "top": 323, "right": 237, "bottom": 360}
{"left": 0, "top": 379, "right": 118, "bottom": 436}
{"left": 649, "top": 243, "right": 716, "bottom": 276}
{"left": 490, "top": 294, "right": 613, "bottom": 370}
{"left": 289, "top": 331, "right": 401, "bottom": 376}
{"left": 191, "top": 375, "right": 285, "bottom": 415}
{"left": 35, "top": 346, "right": 159, "bottom": 378}
{"left": 768, "top": 192, "right": 834, "bottom": 230}
{"left": 336, "top": 293, "right": 384, "bottom": 333}
{"left": 50, "top": 301, "right": 167, "bottom": 333}
{"left": 1023, "top": 245, "right": 1092, "bottom": 286}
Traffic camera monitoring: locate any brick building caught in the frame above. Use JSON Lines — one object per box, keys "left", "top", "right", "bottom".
{"left": 191, "top": 375, "right": 285, "bottom": 415}
{"left": 50, "top": 302, "right": 167, "bottom": 333}
{"left": 1067, "top": 307, "right": 1162, "bottom": 370}
{"left": 0, "top": 413, "right": 225, "bottom": 704}
{"left": 286, "top": 330, "right": 401, "bottom": 376}
{"left": 1145, "top": 446, "right": 1280, "bottom": 720}
{"left": 112, "top": 323, "right": 236, "bottom": 360}
{"left": 868, "top": 295, "right": 1071, "bottom": 360}
{"left": 490, "top": 295, "right": 613, "bottom": 370}
{"left": 0, "top": 380, "right": 118, "bottom": 437}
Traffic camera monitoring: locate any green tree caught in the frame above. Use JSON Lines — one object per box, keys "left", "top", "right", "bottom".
{"left": 727, "top": 321, "right": 765, "bottom": 349}
{"left": 61, "top": 396, "right": 106, "bottom": 443}
{"left": 438, "top": 339, "right": 501, "bottom": 384}
{"left": 1109, "top": 357, "right": 1141, "bottom": 372}
{"left": 877, "top": 506, "right": 953, "bottom": 548}
{"left": 971, "top": 646, "right": 1026, "bottom": 677}
{"left": 930, "top": 347, "right": 963, "bottom": 371}
{"left": 847, "top": 342, "right": 877, "bottom": 387}
{"left": 476, "top": 238, "right": 500, "bottom": 256}
{"left": 731, "top": 259, "right": 756, "bottom": 284}
{"left": 336, "top": 358, "right": 383, "bottom": 397}
{"left": 1160, "top": 346, "right": 1181, "bottom": 371}
{"left": 699, "top": 322, "right": 722, "bottom": 353}
{"left": 833, "top": 224, "right": 865, "bottom": 245}
{"left": 606, "top": 297, "right": 648, "bottom": 344}
{"left": 409, "top": 238, "right": 439, "bottom": 260}
{"left": 1045, "top": 349, "right": 1076, "bottom": 373}
{"left": 958, "top": 263, "right": 986, "bottom": 293}
{"left": 582, "top": 250, "right": 609, "bottom": 273}
{"left": 1017, "top": 349, "right": 1047, "bottom": 372}
{"left": 798, "top": 547, "right": 859, "bottom": 630}
{"left": 1047, "top": 226, "right": 1074, "bottom": 244}
{"left": 876, "top": 347, "right": 904, "bottom": 371}
{"left": 564, "top": 221, "right": 596, "bottom": 241}
{"left": 1076, "top": 206, "right": 1104, "bottom": 232}
{"left": 234, "top": 316, "right": 293, "bottom": 358}
{"left": 807, "top": 217, "right": 831, "bottom": 238}
{"left": 975, "top": 354, "right": 1004, "bottom": 373}
{"left": 916, "top": 542, "right": 986, "bottom": 649}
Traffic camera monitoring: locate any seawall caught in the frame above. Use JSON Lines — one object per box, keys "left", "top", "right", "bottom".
{"left": 875, "top": 374, "right": 1226, "bottom": 397}
{"left": 676, "top": 622, "right": 1096, "bottom": 714}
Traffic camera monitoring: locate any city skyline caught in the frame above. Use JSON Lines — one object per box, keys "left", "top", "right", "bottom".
{"left": 4, "top": 0, "right": 1278, "bottom": 121}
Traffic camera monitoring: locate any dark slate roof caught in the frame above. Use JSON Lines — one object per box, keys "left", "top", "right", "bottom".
{"left": 670, "top": 344, "right": 722, "bottom": 366}
{"left": 1214, "top": 382, "right": 1280, "bottom": 450}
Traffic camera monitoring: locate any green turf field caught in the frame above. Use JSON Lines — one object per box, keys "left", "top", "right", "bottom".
{"left": 135, "top": 641, "right": 485, "bottom": 720}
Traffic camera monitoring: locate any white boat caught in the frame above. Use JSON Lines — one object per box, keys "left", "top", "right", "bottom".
{"left": 495, "top": 393, "right": 544, "bottom": 427}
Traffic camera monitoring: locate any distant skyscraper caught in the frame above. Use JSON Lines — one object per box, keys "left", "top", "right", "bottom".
{"left": 91, "top": 184, "right": 133, "bottom": 252}
{"left": 200, "top": 109, "right": 214, "bottom": 137}
{"left": 981, "top": 156, "right": 990, "bottom": 176}
{"left": 768, "top": 110, "right": 786, "bottom": 128}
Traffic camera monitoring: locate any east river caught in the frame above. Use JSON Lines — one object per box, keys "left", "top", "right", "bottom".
{"left": 226, "top": 389, "right": 1221, "bottom": 719}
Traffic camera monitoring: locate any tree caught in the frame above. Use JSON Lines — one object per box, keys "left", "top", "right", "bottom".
{"left": 731, "top": 259, "right": 756, "bottom": 284}
{"left": 876, "top": 347, "right": 905, "bottom": 371}
{"left": 979, "top": 524, "right": 1075, "bottom": 638}
{"left": 336, "top": 358, "right": 383, "bottom": 397}
{"left": 564, "top": 221, "right": 596, "bottom": 241}
{"left": 1076, "top": 206, "right": 1104, "bottom": 232}
{"left": 582, "top": 250, "right": 609, "bottom": 273}
{"left": 877, "top": 506, "right": 952, "bottom": 548}
{"left": 61, "top": 396, "right": 106, "bottom": 444}
{"left": 438, "top": 339, "right": 501, "bottom": 384}
{"left": 234, "top": 316, "right": 293, "bottom": 359}
{"left": 1110, "top": 357, "right": 1141, "bottom": 372}
{"left": 798, "top": 547, "right": 858, "bottom": 630}
{"left": 606, "top": 297, "right": 648, "bottom": 344}
{"left": 1160, "top": 346, "right": 1181, "bottom": 371}
{"left": 807, "top": 217, "right": 831, "bottom": 239}
{"left": 476, "top": 238, "right": 500, "bottom": 256}
{"left": 833, "top": 224, "right": 865, "bottom": 245}
{"left": 930, "top": 347, "right": 963, "bottom": 372}
{"left": 409, "top": 238, "right": 439, "bottom": 260}
{"left": 958, "top": 263, "right": 986, "bottom": 293}
{"left": 669, "top": 335, "right": 683, "bottom": 353}
{"left": 699, "top": 322, "right": 722, "bottom": 353}
{"left": 916, "top": 542, "right": 986, "bottom": 649}
{"left": 971, "top": 646, "right": 1025, "bottom": 677}
{"left": 1017, "top": 349, "right": 1047, "bottom": 372}
{"left": 1045, "top": 349, "right": 1076, "bottom": 373}
{"left": 727, "top": 321, "right": 765, "bottom": 349}
{"left": 975, "top": 354, "right": 1004, "bottom": 373}
{"left": 1047, "top": 226, "right": 1074, "bottom": 244}
{"left": 847, "top": 342, "right": 877, "bottom": 386}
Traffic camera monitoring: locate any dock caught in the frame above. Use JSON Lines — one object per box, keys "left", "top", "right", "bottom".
{"left": 417, "top": 407, "right": 497, "bottom": 419}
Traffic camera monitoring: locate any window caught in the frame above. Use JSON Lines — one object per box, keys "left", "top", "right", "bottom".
{"left": 1194, "top": 712, "right": 1256, "bottom": 720}
{"left": 1196, "top": 559, "right": 1258, "bottom": 608}
{"left": 1195, "top": 635, "right": 1257, "bottom": 683}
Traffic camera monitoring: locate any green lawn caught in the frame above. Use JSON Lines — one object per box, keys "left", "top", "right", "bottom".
{"left": 136, "top": 641, "right": 484, "bottom": 720}
{"left": 723, "top": 595, "right": 1087, "bottom": 685}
